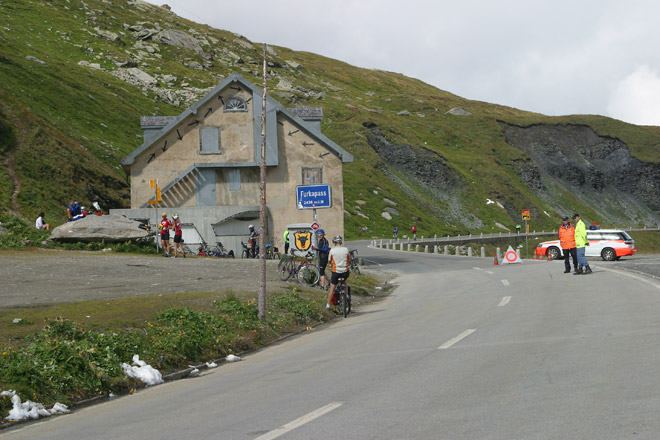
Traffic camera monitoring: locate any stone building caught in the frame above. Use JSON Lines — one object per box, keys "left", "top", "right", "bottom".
{"left": 112, "top": 73, "right": 353, "bottom": 253}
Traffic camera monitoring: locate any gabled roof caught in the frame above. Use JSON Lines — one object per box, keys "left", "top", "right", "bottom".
{"left": 122, "top": 73, "right": 353, "bottom": 168}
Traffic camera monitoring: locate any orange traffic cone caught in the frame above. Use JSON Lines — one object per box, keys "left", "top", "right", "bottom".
{"left": 493, "top": 255, "right": 499, "bottom": 266}
{"left": 547, "top": 254, "right": 553, "bottom": 262}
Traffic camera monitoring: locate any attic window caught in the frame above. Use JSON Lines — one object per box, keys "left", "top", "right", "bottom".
{"left": 224, "top": 97, "right": 247, "bottom": 112}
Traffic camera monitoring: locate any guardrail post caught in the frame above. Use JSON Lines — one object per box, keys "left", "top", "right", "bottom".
{"left": 455, "top": 246, "right": 460, "bottom": 256}
{"left": 497, "top": 247, "right": 502, "bottom": 260}
{"left": 434, "top": 245, "right": 438, "bottom": 253}
{"left": 444, "top": 245, "right": 449, "bottom": 255}
{"left": 407, "top": 243, "right": 411, "bottom": 252}
{"left": 424, "top": 245, "right": 428, "bottom": 253}
{"left": 481, "top": 247, "right": 485, "bottom": 258}
{"left": 415, "top": 244, "right": 419, "bottom": 252}
{"left": 467, "top": 247, "right": 473, "bottom": 257}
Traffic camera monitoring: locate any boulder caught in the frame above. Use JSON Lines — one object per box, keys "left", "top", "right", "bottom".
{"left": 48, "top": 214, "right": 152, "bottom": 243}
{"left": 384, "top": 207, "right": 399, "bottom": 216}
{"left": 155, "top": 29, "right": 202, "bottom": 53}
{"left": 111, "top": 67, "right": 157, "bottom": 87}
{"left": 381, "top": 212, "right": 392, "bottom": 220}
{"left": 446, "top": 107, "right": 472, "bottom": 116}
{"left": 397, "top": 110, "right": 411, "bottom": 116}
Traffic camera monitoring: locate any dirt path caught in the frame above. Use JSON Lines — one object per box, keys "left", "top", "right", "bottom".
{"left": 0, "top": 250, "right": 296, "bottom": 307}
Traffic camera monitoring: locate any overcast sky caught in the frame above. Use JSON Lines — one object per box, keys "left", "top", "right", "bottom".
{"left": 145, "top": 0, "right": 660, "bottom": 126}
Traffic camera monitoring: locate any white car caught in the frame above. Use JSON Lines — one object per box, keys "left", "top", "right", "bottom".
{"left": 535, "top": 229, "right": 636, "bottom": 261}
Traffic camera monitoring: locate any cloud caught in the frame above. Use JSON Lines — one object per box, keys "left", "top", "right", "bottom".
{"left": 607, "top": 65, "right": 660, "bottom": 125}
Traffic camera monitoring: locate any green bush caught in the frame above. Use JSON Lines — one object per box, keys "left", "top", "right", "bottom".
{"left": 0, "top": 212, "right": 49, "bottom": 249}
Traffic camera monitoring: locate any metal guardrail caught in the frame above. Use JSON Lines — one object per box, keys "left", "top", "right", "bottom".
{"left": 372, "top": 227, "right": 660, "bottom": 250}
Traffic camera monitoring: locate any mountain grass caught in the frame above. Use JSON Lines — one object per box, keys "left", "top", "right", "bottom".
{"left": 0, "top": 0, "right": 658, "bottom": 239}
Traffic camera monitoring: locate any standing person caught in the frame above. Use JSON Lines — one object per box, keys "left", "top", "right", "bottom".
{"left": 248, "top": 224, "right": 259, "bottom": 258}
{"left": 171, "top": 214, "right": 185, "bottom": 258}
{"left": 326, "top": 235, "right": 350, "bottom": 310}
{"left": 312, "top": 229, "right": 330, "bottom": 289}
{"left": 283, "top": 229, "right": 290, "bottom": 255}
{"left": 393, "top": 226, "right": 398, "bottom": 239}
{"left": 559, "top": 216, "right": 578, "bottom": 274}
{"left": 35, "top": 212, "right": 50, "bottom": 231}
{"left": 573, "top": 213, "right": 592, "bottom": 275}
{"left": 411, "top": 225, "right": 417, "bottom": 240}
{"left": 516, "top": 224, "right": 522, "bottom": 234}
{"left": 159, "top": 212, "right": 171, "bottom": 257}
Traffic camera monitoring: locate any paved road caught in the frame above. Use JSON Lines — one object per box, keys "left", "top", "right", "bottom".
{"left": 4, "top": 245, "right": 660, "bottom": 439}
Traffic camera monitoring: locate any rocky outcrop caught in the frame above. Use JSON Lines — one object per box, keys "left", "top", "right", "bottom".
{"left": 49, "top": 214, "right": 152, "bottom": 243}
{"left": 500, "top": 122, "right": 660, "bottom": 220}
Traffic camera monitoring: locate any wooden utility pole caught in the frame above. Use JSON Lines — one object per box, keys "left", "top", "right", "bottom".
{"left": 258, "top": 43, "right": 268, "bottom": 321}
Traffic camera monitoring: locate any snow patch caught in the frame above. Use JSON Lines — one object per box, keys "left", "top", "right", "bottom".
{"left": 121, "top": 355, "right": 164, "bottom": 386}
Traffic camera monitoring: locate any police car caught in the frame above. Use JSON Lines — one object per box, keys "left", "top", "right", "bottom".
{"left": 535, "top": 229, "right": 637, "bottom": 261}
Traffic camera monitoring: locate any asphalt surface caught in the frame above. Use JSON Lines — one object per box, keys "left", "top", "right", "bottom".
{"left": 3, "top": 246, "right": 660, "bottom": 439}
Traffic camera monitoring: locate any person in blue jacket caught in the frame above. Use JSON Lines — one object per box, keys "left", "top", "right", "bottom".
{"left": 312, "top": 229, "right": 330, "bottom": 289}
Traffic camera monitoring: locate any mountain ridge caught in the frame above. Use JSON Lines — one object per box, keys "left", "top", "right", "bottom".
{"left": 1, "top": 0, "right": 659, "bottom": 237}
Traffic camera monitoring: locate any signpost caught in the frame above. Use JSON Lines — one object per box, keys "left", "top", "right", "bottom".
{"left": 522, "top": 209, "right": 530, "bottom": 258}
{"left": 296, "top": 184, "right": 332, "bottom": 223}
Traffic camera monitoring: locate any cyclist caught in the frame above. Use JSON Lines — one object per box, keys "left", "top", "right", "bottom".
{"left": 312, "top": 229, "right": 330, "bottom": 289}
{"left": 171, "top": 214, "right": 185, "bottom": 258}
{"left": 326, "top": 235, "right": 350, "bottom": 310}
{"left": 158, "top": 212, "right": 171, "bottom": 257}
{"left": 248, "top": 224, "right": 260, "bottom": 258}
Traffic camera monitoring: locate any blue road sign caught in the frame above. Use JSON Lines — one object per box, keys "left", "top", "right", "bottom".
{"left": 296, "top": 184, "right": 332, "bottom": 209}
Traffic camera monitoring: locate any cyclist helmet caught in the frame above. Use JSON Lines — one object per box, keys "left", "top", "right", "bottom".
{"left": 316, "top": 229, "right": 325, "bottom": 234}
{"left": 248, "top": 224, "right": 254, "bottom": 229}
{"left": 172, "top": 214, "right": 179, "bottom": 220}
{"left": 332, "top": 235, "right": 343, "bottom": 243}
{"left": 161, "top": 212, "right": 167, "bottom": 217}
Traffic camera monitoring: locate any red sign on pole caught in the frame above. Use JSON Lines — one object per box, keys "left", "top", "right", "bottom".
{"left": 522, "top": 209, "right": 530, "bottom": 220}
{"left": 311, "top": 222, "right": 320, "bottom": 231}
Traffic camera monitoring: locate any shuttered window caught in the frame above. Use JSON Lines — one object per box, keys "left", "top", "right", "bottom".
{"left": 200, "top": 127, "right": 220, "bottom": 154}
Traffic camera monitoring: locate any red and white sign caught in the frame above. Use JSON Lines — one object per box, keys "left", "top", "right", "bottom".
{"left": 502, "top": 245, "right": 522, "bottom": 264}
{"left": 311, "top": 222, "right": 320, "bottom": 231}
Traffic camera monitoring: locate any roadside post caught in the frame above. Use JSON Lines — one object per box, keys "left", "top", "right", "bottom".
{"left": 148, "top": 179, "right": 161, "bottom": 252}
{"left": 296, "top": 184, "right": 332, "bottom": 266}
{"left": 522, "top": 209, "right": 530, "bottom": 258}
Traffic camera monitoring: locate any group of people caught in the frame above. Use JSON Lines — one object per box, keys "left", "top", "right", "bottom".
{"left": 159, "top": 212, "right": 184, "bottom": 258}
{"left": 35, "top": 201, "right": 104, "bottom": 231}
{"left": 558, "top": 213, "right": 592, "bottom": 275}
{"left": 392, "top": 225, "right": 417, "bottom": 240}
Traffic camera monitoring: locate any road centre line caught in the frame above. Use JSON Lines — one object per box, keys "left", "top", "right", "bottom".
{"left": 254, "top": 402, "right": 343, "bottom": 440}
{"left": 438, "top": 329, "right": 477, "bottom": 350}
{"left": 498, "top": 296, "right": 511, "bottom": 307}
{"left": 501, "top": 279, "right": 510, "bottom": 286}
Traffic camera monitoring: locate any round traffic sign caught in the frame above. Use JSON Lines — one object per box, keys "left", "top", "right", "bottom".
{"left": 505, "top": 250, "right": 518, "bottom": 262}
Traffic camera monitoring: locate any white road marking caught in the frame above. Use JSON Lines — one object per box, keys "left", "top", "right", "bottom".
{"left": 486, "top": 271, "right": 494, "bottom": 275}
{"left": 498, "top": 296, "right": 511, "bottom": 307}
{"left": 501, "top": 279, "right": 509, "bottom": 286}
{"left": 254, "top": 402, "right": 343, "bottom": 440}
{"left": 438, "top": 329, "right": 477, "bottom": 350}
{"left": 473, "top": 267, "right": 483, "bottom": 271}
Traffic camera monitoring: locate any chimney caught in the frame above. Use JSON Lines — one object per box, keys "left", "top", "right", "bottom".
{"left": 288, "top": 107, "right": 323, "bottom": 131}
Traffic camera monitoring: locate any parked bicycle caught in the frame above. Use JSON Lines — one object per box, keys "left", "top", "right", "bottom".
{"left": 197, "top": 239, "right": 234, "bottom": 258}
{"left": 241, "top": 240, "right": 260, "bottom": 258}
{"left": 349, "top": 249, "right": 361, "bottom": 275}
{"left": 265, "top": 243, "right": 281, "bottom": 260}
{"left": 277, "top": 251, "right": 320, "bottom": 287}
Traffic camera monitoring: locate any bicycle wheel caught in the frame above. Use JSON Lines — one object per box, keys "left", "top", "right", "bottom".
{"left": 274, "top": 251, "right": 281, "bottom": 260}
{"left": 337, "top": 285, "right": 348, "bottom": 318}
{"left": 181, "top": 245, "right": 193, "bottom": 256}
{"left": 277, "top": 258, "right": 294, "bottom": 281}
{"left": 242, "top": 249, "right": 249, "bottom": 258}
{"left": 297, "top": 263, "right": 320, "bottom": 287}
{"left": 350, "top": 260, "right": 361, "bottom": 275}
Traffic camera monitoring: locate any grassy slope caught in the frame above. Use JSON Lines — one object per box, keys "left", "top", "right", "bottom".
{"left": 0, "top": 0, "right": 659, "bottom": 237}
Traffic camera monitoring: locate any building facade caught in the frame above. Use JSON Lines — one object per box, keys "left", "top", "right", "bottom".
{"left": 112, "top": 73, "right": 353, "bottom": 254}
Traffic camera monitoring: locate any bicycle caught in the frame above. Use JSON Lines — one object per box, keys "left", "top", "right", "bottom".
{"left": 277, "top": 251, "right": 320, "bottom": 286}
{"left": 349, "top": 249, "right": 361, "bottom": 275}
{"left": 265, "top": 243, "right": 281, "bottom": 260}
{"left": 333, "top": 276, "right": 351, "bottom": 318}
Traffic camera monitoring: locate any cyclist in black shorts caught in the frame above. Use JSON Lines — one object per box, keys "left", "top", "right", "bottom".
{"left": 312, "top": 229, "right": 330, "bottom": 289}
{"left": 326, "top": 235, "right": 350, "bottom": 310}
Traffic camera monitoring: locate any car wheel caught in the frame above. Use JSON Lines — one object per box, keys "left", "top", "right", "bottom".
{"left": 601, "top": 247, "right": 616, "bottom": 261}
{"left": 547, "top": 246, "right": 561, "bottom": 260}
